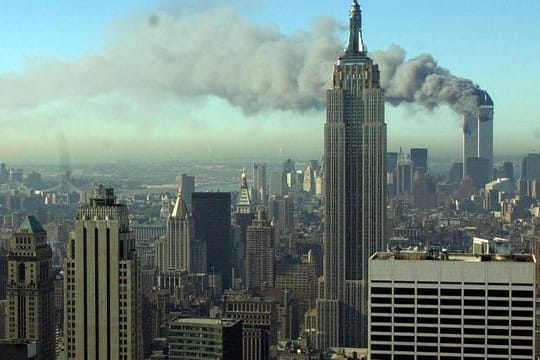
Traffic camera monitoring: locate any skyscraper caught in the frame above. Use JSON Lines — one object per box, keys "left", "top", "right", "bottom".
{"left": 5, "top": 216, "right": 55, "bottom": 360}
{"left": 192, "top": 192, "right": 232, "bottom": 289}
{"left": 369, "top": 251, "right": 535, "bottom": 359}
{"left": 245, "top": 206, "right": 274, "bottom": 290}
{"left": 463, "top": 90, "right": 494, "bottom": 178}
{"left": 410, "top": 148, "right": 428, "bottom": 175}
{"left": 64, "top": 186, "right": 142, "bottom": 359}
{"left": 177, "top": 174, "right": 195, "bottom": 209}
{"left": 155, "top": 189, "right": 193, "bottom": 272}
{"left": 521, "top": 153, "right": 540, "bottom": 180}
{"left": 232, "top": 170, "right": 255, "bottom": 286}
{"left": 253, "top": 163, "right": 267, "bottom": 205}
{"left": 396, "top": 148, "right": 414, "bottom": 197}
{"left": 317, "top": 0, "right": 386, "bottom": 349}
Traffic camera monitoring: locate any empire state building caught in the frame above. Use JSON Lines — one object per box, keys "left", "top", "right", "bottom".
{"left": 316, "top": 0, "right": 386, "bottom": 349}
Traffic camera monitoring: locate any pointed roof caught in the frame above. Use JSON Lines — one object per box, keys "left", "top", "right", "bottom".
{"left": 344, "top": 0, "right": 366, "bottom": 57}
{"left": 171, "top": 189, "right": 189, "bottom": 218}
{"left": 237, "top": 169, "right": 252, "bottom": 213}
{"left": 18, "top": 215, "right": 45, "bottom": 233}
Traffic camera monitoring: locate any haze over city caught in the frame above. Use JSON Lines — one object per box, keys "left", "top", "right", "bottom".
{"left": 1, "top": 0, "right": 539, "bottom": 163}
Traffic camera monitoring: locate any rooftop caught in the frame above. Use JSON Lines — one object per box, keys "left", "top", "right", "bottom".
{"left": 371, "top": 250, "right": 534, "bottom": 263}
{"left": 171, "top": 317, "right": 240, "bottom": 328}
{"left": 17, "top": 216, "right": 45, "bottom": 234}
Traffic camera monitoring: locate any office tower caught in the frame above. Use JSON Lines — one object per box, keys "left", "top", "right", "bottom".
{"left": 410, "top": 148, "right": 428, "bottom": 175}
{"left": 448, "top": 162, "right": 463, "bottom": 183}
{"left": 317, "top": 1, "right": 386, "bottom": 349}
{"left": 521, "top": 153, "right": 540, "bottom": 180}
{"left": 303, "top": 163, "right": 316, "bottom": 194}
{"left": 176, "top": 174, "right": 195, "bottom": 209}
{"left": 465, "top": 156, "right": 490, "bottom": 187}
{"left": 224, "top": 292, "right": 278, "bottom": 360}
{"left": 413, "top": 174, "right": 437, "bottom": 209}
{"left": 463, "top": 90, "right": 494, "bottom": 178}
{"left": 386, "top": 152, "right": 398, "bottom": 199}
{"left": 64, "top": 186, "right": 142, "bottom": 359}
{"left": 192, "top": 192, "right": 232, "bottom": 289}
{"left": 233, "top": 170, "right": 255, "bottom": 285}
{"left": 275, "top": 257, "right": 318, "bottom": 320}
{"left": 268, "top": 195, "right": 293, "bottom": 235}
{"left": 396, "top": 148, "right": 414, "bottom": 196}
{"left": 245, "top": 206, "right": 274, "bottom": 290}
{"left": 155, "top": 189, "right": 193, "bottom": 272}
{"left": 169, "top": 318, "right": 242, "bottom": 360}
{"left": 503, "top": 161, "right": 514, "bottom": 179}
{"left": 268, "top": 171, "right": 288, "bottom": 198}
{"left": 369, "top": 250, "right": 535, "bottom": 359}
{"left": 5, "top": 216, "right": 55, "bottom": 360}
{"left": 253, "top": 163, "right": 267, "bottom": 205}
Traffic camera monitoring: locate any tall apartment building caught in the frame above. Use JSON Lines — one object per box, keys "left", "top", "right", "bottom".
{"left": 5, "top": 216, "right": 55, "bottom": 360}
{"left": 192, "top": 192, "right": 232, "bottom": 289}
{"left": 245, "top": 206, "right": 274, "bottom": 290}
{"left": 369, "top": 251, "right": 535, "bottom": 359}
{"left": 317, "top": 0, "right": 386, "bottom": 349}
{"left": 64, "top": 186, "right": 142, "bottom": 359}
{"left": 169, "top": 318, "right": 243, "bottom": 360}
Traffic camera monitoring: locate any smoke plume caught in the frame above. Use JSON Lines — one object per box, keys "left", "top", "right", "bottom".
{"left": 371, "top": 45, "right": 482, "bottom": 116}
{"left": 0, "top": 7, "right": 484, "bottom": 117}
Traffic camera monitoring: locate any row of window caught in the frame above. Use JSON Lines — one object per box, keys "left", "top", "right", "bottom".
{"left": 372, "top": 287, "right": 533, "bottom": 298}
{"left": 371, "top": 343, "right": 532, "bottom": 356}
{"left": 372, "top": 325, "right": 533, "bottom": 336}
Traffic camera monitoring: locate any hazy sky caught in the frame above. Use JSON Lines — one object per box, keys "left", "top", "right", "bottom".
{"left": 1, "top": 0, "right": 539, "bottom": 163}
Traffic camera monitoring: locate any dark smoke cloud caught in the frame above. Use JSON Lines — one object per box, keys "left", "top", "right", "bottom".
{"left": 371, "top": 45, "right": 482, "bottom": 116}
{"left": 0, "top": 7, "right": 483, "bottom": 117}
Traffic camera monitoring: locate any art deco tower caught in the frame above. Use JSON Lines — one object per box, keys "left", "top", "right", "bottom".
{"left": 5, "top": 216, "right": 55, "bottom": 360}
{"left": 155, "top": 189, "right": 194, "bottom": 272}
{"left": 316, "top": 0, "right": 386, "bottom": 349}
{"left": 64, "top": 186, "right": 142, "bottom": 359}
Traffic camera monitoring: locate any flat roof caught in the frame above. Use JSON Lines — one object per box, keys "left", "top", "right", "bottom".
{"left": 371, "top": 251, "right": 534, "bottom": 263}
{"left": 171, "top": 318, "right": 240, "bottom": 327}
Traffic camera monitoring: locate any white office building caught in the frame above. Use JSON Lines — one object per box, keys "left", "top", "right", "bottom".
{"left": 369, "top": 250, "right": 535, "bottom": 359}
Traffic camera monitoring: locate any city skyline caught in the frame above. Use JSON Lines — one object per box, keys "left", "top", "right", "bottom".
{"left": 1, "top": 0, "right": 539, "bottom": 162}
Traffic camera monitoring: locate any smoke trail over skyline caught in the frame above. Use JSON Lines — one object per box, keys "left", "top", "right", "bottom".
{"left": 0, "top": 7, "right": 485, "bottom": 118}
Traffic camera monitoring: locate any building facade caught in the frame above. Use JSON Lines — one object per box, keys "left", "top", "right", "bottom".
{"left": 155, "top": 190, "right": 193, "bottom": 272}
{"left": 463, "top": 90, "right": 494, "bottom": 179}
{"left": 316, "top": 0, "right": 386, "bottom": 349}
{"left": 64, "top": 186, "right": 142, "bottom": 359}
{"left": 369, "top": 251, "right": 535, "bottom": 359}
{"left": 169, "top": 318, "right": 243, "bottom": 360}
{"left": 245, "top": 207, "right": 275, "bottom": 290}
{"left": 5, "top": 216, "right": 55, "bottom": 360}
{"left": 192, "top": 192, "right": 232, "bottom": 289}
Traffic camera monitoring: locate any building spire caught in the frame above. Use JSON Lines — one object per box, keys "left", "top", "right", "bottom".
{"left": 346, "top": 0, "right": 365, "bottom": 55}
